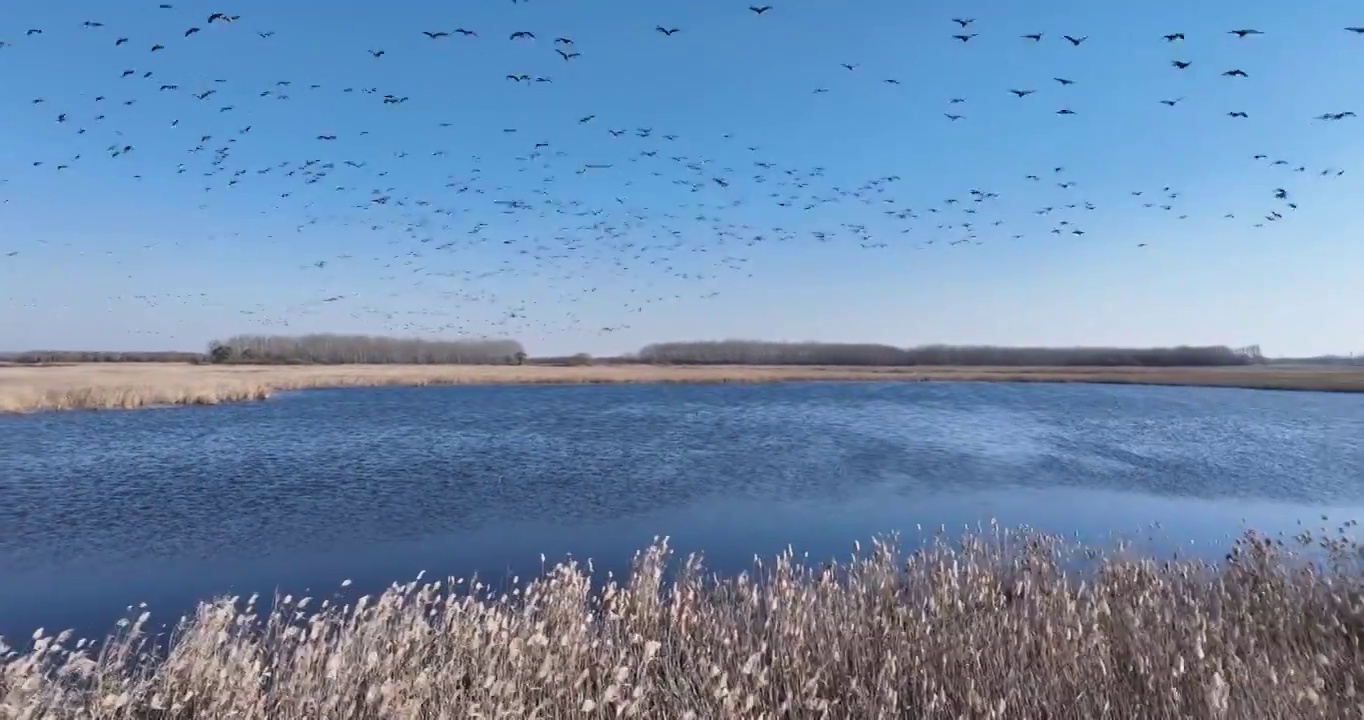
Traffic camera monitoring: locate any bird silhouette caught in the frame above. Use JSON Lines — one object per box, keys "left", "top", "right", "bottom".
{"left": 0, "top": 0, "right": 1350, "bottom": 345}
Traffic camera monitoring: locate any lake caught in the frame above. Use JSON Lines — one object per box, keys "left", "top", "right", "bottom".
{"left": 1, "top": 380, "right": 1362, "bottom": 640}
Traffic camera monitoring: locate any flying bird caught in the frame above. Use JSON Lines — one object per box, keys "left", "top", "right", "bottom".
{"left": 749, "top": 5, "right": 773, "bottom": 14}
{"left": 656, "top": 26, "right": 680, "bottom": 35}
{"left": 1063, "top": 35, "right": 1087, "bottom": 45}
{"left": 510, "top": 31, "right": 535, "bottom": 40}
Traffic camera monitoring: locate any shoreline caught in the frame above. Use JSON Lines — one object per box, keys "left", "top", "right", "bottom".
{"left": 1, "top": 362, "right": 1362, "bottom": 414}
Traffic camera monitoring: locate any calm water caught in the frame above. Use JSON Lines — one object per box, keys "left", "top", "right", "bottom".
{"left": 2, "top": 381, "right": 1363, "bottom": 639}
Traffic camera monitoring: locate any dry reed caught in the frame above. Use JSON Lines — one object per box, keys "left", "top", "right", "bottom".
{"left": 3, "top": 524, "right": 1362, "bottom": 718}
{"left": 2, "top": 363, "right": 1363, "bottom": 414}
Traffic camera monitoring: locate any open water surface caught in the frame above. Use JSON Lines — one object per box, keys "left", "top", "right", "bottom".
{"left": 1, "top": 380, "right": 1363, "bottom": 639}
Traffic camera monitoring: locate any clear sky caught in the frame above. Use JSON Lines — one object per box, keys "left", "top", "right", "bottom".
{"left": 0, "top": 0, "right": 1361, "bottom": 357}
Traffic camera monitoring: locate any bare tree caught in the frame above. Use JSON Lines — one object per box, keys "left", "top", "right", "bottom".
{"left": 208, "top": 334, "right": 525, "bottom": 365}
{"left": 636, "top": 340, "right": 1253, "bottom": 367}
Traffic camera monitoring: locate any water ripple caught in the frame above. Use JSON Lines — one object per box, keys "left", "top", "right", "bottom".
{"left": 1, "top": 381, "right": 1361, "bottom": 636}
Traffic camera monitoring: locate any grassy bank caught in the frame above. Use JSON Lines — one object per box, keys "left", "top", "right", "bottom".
{"left": 2, "top": 527, "right": 1361, "bottom": 718}
{"left": 1, "top": 363, "right": 1363, "bottom": 414}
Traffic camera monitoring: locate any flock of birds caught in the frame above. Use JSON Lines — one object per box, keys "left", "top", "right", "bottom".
{"left": 0, "top": 4, "right": 1360, "bottom": 343}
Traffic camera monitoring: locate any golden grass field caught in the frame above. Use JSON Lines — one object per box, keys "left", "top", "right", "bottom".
{"left": 3, "top": 526, "right": 1362, "bottom": 718}
{"left": 1, "top": 362, "right": 1363, "bottom": 413}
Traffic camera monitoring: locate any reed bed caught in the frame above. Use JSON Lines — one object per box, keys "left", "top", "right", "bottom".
{"left": 2, "top": 362, "right": 1363, "bottom": 414}
{"left": 3, "top": 526, "right": 1363, "bottom": 718}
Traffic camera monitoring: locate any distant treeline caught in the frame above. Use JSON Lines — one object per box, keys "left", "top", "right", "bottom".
{"left": 635, "top": 341, "right": 1257, "bottom": 367}
{"left": 1266, "top": 355, "right": 1364, "bottom": 367}
{"left": 207, "top": 334, "right": 526, "bottom": 365}
{"left": 0, "top": 350, "right": 204, "bottom": 364}
{"left": 9, "top": 338, "right": 1349, "bottom": 368}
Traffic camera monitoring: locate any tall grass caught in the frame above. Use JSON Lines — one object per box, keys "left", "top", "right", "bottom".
{"left": 3, "top": 525, "right": 1362, "bottom": 718}
{"left": 4, "top": 363, "right": 1363, "bottom": 414}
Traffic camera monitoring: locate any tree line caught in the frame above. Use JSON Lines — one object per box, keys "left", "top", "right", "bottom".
{"left": 1266, "top": 355, "right": 1364, "bottom": 367}
{"left": 634, "top": 341, "right": 1257, "bottom": 367}
{"left": 207, "top": 334, "right": 526, "bottom": 365}
{"left": 3, "top": 337, "right": 1293, "bottom": 368}
{"left": 0, "top": 350, "right": 206, "bottom": 364}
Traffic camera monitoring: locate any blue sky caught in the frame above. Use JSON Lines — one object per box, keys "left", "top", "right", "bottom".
{"left": 0, "top": 0, "right": 1361, "bottom": 356}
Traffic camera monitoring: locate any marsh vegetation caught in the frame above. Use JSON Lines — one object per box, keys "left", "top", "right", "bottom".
{"left": 3, "top": 362, "right": 1364, "bottom": 413}
{"left": 2, "top": 526, "right": 1361, "bottom": 718}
